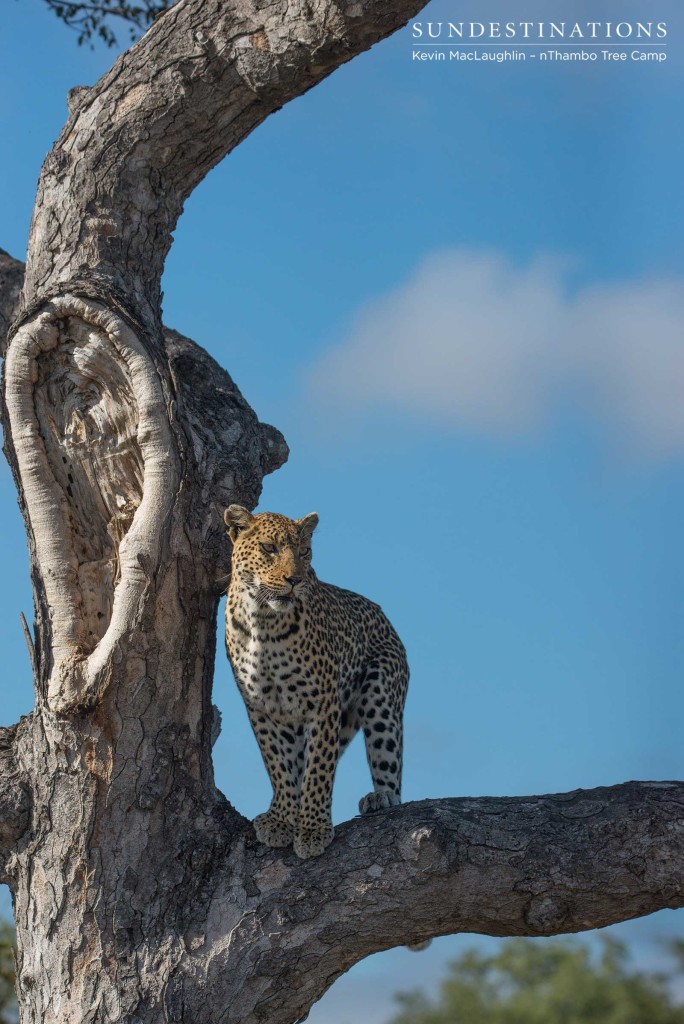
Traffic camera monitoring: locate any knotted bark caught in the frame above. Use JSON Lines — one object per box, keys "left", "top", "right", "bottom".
{"left": 1, "top": 249, "right": 288, "bottom": 1021}
{"left": 0, "top": 725, "right": 31, "bottom": 886}
{"left": 0, "top": 0, "right": 681, "bottom": 1020}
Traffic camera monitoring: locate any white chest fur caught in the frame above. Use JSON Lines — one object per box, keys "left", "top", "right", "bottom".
{"left": 228, "top": 597, "right": 310, "bottom": 722}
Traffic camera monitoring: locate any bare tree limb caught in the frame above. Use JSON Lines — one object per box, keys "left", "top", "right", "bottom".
{"left": 188, "top": 781, "right": 684, "bottom": 1023}
{"left": 22, "top": 0, "right": 427, "bottom": 324}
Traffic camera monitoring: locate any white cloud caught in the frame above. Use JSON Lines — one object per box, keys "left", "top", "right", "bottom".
{"left": 305, "top": 249, "right": 684, "bottom": 458}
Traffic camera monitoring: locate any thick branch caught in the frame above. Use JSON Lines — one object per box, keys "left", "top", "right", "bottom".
{"left": 23, "top": 0, "right": 427, "bottom": 321}
{"left": 189, "top": 781, "right": 684, "bottom": 1023}
{"left": 0, "top": 724, "right": 31, "bottom": 881}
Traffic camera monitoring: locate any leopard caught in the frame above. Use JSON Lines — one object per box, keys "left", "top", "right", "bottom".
{"left": 223, "top": 505, "right": 409, "bottom": 860}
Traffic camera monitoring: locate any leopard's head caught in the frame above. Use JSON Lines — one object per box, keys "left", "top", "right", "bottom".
{"left": 224, "top": 506, "right": 319, "bottom": 612}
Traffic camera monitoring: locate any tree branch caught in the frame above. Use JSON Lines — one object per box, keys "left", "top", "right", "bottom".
{"left": 184, "top": 781, "right": 684, "bottom": 1023}
{"left": 3, "top": 256, "right": 681, "bottom": 1016}
{"left": 0, "top": 724, "right": 31, "bottom": 883}
{"left": 23, "top": 0, "right": 427, "bottom": 323}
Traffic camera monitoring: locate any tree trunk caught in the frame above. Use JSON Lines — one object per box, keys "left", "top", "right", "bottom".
{"left": 0, "top": 1, "right": 682, "bottom": 1021}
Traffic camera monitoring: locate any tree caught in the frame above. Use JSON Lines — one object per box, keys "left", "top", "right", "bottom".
{"left": 0, "top": 2, "right": 682, "bottom": 1023}
{"left": 42, "top": 0, "right": 173, "bottom": 47}
{"left": 0, "top": 921, "right": 17, "bottom": 1024}
{"left": 389, "top": 937, "right": 684, "bottom": 1024}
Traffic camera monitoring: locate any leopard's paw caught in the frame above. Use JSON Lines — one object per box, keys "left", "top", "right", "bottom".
{"left": 293, "top": 822, "right": 334, "bottom": 859}
{"left": 253, "top": 810, "right": 295, "bottom": 848}
{"left": 359, "top": 791, "right": 401, "bottom": 815}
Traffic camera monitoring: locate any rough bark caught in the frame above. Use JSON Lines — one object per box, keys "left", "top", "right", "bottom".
{"left": 0, "top": 249, "right": 23, "bottom": 351}
{"left": 0, "top": 0, "right": 681, "bottom": 1019}
{"left": 1, "top": 250, "right": 289, "bottom": 1021}
{"left": 161, "top": 780, "right": 684, "bottom": 1024}
{"left": 0, "top": 724, "right": 31, "bottom": 886}
{"left": 1, "top": 256, "right": 683, "bottom": 1024}
{"left": 22, "top": 0, "right": 429, "bottom": 328}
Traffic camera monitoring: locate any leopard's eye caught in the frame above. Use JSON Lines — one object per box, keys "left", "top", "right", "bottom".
{"left": 301, "top": 545, "right": 312, "bottom": 559}
{"left": 260, "top": 542, "right": 278, "bottom": 556}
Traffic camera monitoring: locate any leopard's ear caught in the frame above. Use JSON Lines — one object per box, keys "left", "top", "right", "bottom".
{"left": 297, "top": 512, "right": 319, "bottom": 543}
{"left": 224, "top": 505, "right": 254, "bottom": 542}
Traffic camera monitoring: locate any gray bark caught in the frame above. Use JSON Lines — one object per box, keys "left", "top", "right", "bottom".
{"left": 0, "top": 724, "right": 31, "bottom": 885}
{"left": 0, "top": 249, "right": 22, "bottom": 351}
{"left": 21, "top": 0, "right": 429, "bottom": 329}
{"left": 0, "top": 0, "right": 681, "bottom": 1019}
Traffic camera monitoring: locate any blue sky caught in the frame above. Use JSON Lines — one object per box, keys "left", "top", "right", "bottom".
{"left": 1, "top": 0, "right": 683, "bottom": 1020}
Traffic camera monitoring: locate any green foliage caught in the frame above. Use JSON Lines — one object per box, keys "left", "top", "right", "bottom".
{"left": 41, "top": 0, "right": 174, "bottom": 48}
{"left": 389, "top": 937, "right": 684, "bottom": 1024}
{"left": 0, "top": 921, "right": 16, "bottom": 1024}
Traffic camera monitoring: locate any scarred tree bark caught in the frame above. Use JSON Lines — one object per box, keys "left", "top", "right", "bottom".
{"left": 0, "top": 0, "right": 681, "bottom": 1020}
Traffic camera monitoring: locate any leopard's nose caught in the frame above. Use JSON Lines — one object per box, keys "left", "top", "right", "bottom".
{"left": 285, "top": 576, "right": 302, "bottom": 586}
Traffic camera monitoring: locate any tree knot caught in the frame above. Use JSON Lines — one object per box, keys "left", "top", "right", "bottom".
{"left": 524, "top": 894, "right": 569, "bottom": 933}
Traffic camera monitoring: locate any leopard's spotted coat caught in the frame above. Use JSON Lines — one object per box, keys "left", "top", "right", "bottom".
{"left": 224, "top": 505, "right": 409, "bottom": 859}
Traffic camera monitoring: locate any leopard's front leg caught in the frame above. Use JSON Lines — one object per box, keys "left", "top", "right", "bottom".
{"left": 247, "top": 707, "right": 304, "bottom": 848}
{"left": 294, "top": 699, "right": 341, "bottom": 859}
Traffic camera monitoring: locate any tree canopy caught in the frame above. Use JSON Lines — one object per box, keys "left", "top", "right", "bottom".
{"left": 389, "top": 937, "right": 684, "bottom": 1024}
{"left": 42, "top": 0, "right": 173, "bottom": 46}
